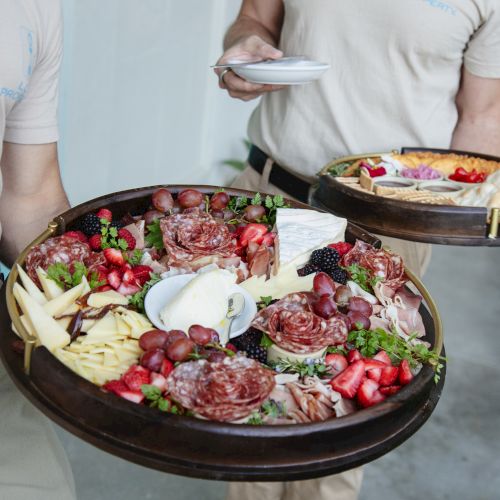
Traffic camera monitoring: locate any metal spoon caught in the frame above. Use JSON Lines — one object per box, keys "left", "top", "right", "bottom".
{"left": 220, "top": 293, "right": 245, "bottom": 345}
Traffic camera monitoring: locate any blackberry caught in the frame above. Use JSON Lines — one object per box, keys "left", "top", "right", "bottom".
{"left": 110, "top": 220, "right": 124, "bottom": 230}
{"left": 310, "top": 247, "right": 340, "bottom": 271}
{"left": 297, "top": 263, "right": 320, "bottom": 276}
{"left": 231, "top": 329, "right": 262, "bottom": 352}
{"left": 245, "top": 344, "right": 268, "bottom": 364}
{"left": 78, "top": 213, "right": 102, "bottom": 236}
{"left": 329, "top": 267, "right": 348, "bottom": 285}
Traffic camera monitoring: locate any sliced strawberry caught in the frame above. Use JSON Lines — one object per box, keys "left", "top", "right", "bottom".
{"left": 330, "top": 359, "right": 365, "bottom": 398}
{"left": 357, "top": 378, "right": 386, "bottom": 408}
{"left": 132, "top": 265, "right": 152, "bottom": 286}
{"left": 103, "top": 248, "right": 125, "bottom": 267}
{"left": 121, "top": 269, "right": 136, "bottom": 286}
{"left": 96, "top": 284, "right": 113, "bottom": 292}
{"left": 347, "top": 349, "right": 363, "bottom": 364}
{"left": 373, "top": 350, "right": 392, "bottom": 366}
{"left": 363, "top": 358, "right": 387, "bottom": 371}
{"left": 107, "top": 269, "right": 122, "bottom": 290}
{"left": 261, "top": 232, "right": 276, "bottom": 247}
{"left": 88, "top": 234, "right": 102, "bottom": 251}
{"left": 325, "top": 353, "right": 348, "bottom": 377}
{"left": 160, "top": 358, "right": 174, "bottom": 378}
{"left": 239, "top": 223, "right": 268, "bottom": 247}
{"left": 96, "top": 208, "right": 113, "bottom": 222}
{"left": 379, "top": 366, "right": 399, "bottom": 387}
{"left": 123, "top": 365, "right": 151, "bottom": 391}
{"left": 399, "top": 359, "right": 414, "bottom": 386}
{"left": 367, "top": 368, "right": 381, "bottom": 382}
{"left": 380, "top": 385, "right": 402, "bottom": 396}
{"left": 103, "top": 379, "right": 127, "bottom": 395}
{"left": 150, "top": 372, "right": 168, "bottom": 392}
{"left": 117, "top": 282, "right": 141, "bottom": 296}
{"left": 63, "top": 230, "right": 88, "bottom": 243}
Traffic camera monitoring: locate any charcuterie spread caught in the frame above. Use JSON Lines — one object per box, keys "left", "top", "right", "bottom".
{"left": 10, "top": 188, "right": 444, "bottom": 425}
{"left": 327, "top": 151, "right": 500, "bottom": 211}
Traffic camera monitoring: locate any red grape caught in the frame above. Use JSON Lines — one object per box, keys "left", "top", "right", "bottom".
{"left": 188, "top": 325, "right": 219, "bottom": 346}
{"left": 223, "top": 209, "right": 236, "bottom": 221}
{"left": 334, "top": 285, "right": 352, "bottom": 306}
{"left": 167, "top": 338, "right": 195, "bottom": 362}
{"left": 313, "top": 295, "right": 337, "bottom": 319}
{"left": 348, "top": 296, "right": 373, "bottom": 317}
{"left": 165, "top": 329, "right": 187, "bottom": 347}
{"left": 347, "top": 311, "right": 370, "bottom": 330}
{"left": 207, "top": 350, "right": 226, "bottom": 363}
{"left": 313, "top": 272, "right": 336, "bottom": 296}
{"left": 152, "top": 188, "right": 174, "bottom": 211}
{"left": 244, "top": 204, "right": 266, "bottom": 222}
{"left": 140, "top": 348, "right": 165, "bottom": 372}
{"left": 144, "top": 210, "right": 164, "bottom": 225}
{"left": 139, "top": 329, "right": 169, "bottom": 351}
{"left": 210, "top": 192, "right": 230, "bottom": 210}
{"left": 210, "top": 209, "right": 225, "bottom": 220}
{"left": 178, "top": 189, "right": 203, "bottom": 208}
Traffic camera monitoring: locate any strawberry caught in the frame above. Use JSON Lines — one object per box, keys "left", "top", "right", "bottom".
{"left": 327, "top": 242, "right": 353, "bottom": 257}
{"left": 121, "top": 269, "right": 136, "bottom": 286}
{"left": 150, "top": 372, "right": 168, "bottom": 392}
{"left": 379, "top": 366, "right": 399, "bottom": 387}
{"left": 63, "top": 230, "right": 88, "bottom": 243}
{"left": 123, "top": 365, "right": 151, "bottom": 391}
{"left": 261, "top": 232, "right": 276, "bottom": 247}
{"left": 107, "top": 269, "right": 122, "bottom": 290}
{"left": 88, "top": 234, "right": 102, "bottom": 251}
{"left": 103, "top": 248, "right": 125, "bottom": 267}
{"left": 363, "top": 358, "right": 387, "bottom": 371}
{"left": 118, "top": 228, "right": 136, "bottom": 250}
{"left": 132, "top": 265, "right": 153, "bottom": 286}
{"left": 367, "top": 368, "right": 381, "bottom": 382}
{"left": 96, "top": 208, "right": 113, "bottom": 222}
{"left": 239, "top": 223, "right": 268, "bottom": 247}
{"left": 347, "top": 349, "right": 363, "bottom": 364}
{"left": 380, "top": 385, "right": 402, "bottom": 396}
{"left": 103, "top": 379, "right": 145, "bottom": 404}
{"left": 160, "top": 358, "right": 174, "bottom": 378}
{"left": 373, "top": 350, "right": 392, "bottom": 366}
{"left": 325, "top": 353, "right": 348, "bottom": 377}
{"left": 96, "top": 284, "right": 113, "bottom": 292}
{"left": 357, "top": 379, "right": 386, "bottom": 408}
{"left": 117, "top": 282, "right": 141, "bottom": 296}
{"left": 399, "top": 359, "right": 414, "bottom": 386}
{"left": 330, "top": 359, "right": 365, "bottom": 398}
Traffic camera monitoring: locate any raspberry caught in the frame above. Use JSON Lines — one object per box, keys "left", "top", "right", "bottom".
{"left": 118, "top": 228, "right": 136, "bottom": 250}
{"left": 63, "top": 231, "right": 88, "bottom": 243}
{"left": 88, "top": 234, "right": 102, "bottom": 251}
{"left": 310, "top": 247, "right": 340, "bottom": 271}
{"left": 78, "top": 213, "right": 102, "bottom": 236}
{"left": 96, "top": 208, "right": 113, "bottom": 222}
{"left": 297, "top": 263, "right": 320, "bottom": 277}
{"left": 328, "top": 242, "right": 354, "bottom": 257}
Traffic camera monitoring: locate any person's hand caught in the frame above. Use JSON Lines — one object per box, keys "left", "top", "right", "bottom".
{"left": 215, "top": 35, "right": 285, "bottom": 101}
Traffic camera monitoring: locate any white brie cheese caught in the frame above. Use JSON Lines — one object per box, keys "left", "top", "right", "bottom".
{"left": 275, "top": 208, "right": 347, "bottom": 270}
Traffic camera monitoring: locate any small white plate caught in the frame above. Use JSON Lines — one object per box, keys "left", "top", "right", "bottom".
{"left": 144, "top": 274, "right": 257, "bottom": 341}
{"left": 232, "top": 58, "right": 330, "bottom": 85}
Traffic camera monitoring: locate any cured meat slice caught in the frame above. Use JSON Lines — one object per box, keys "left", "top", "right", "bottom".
{"left": 160, "top": 208, "right": 237, "bottom": 269}
{"left": 252, "top": 293, "right": 348, "bottom": 354}
{"left": 25, "top": 236, "right": 91, "bottom": 285}
{"left": 167, "top": 356, "right": 275, "bottom": 422}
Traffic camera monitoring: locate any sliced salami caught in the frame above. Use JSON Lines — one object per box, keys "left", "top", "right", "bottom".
{"left": 160, "top": 208, "right": 237, "bottom": 269}
{"left": 252, "top": 293, "right": 348, "bottom": 354}
{"left": 25, "top": 236, "right": 91, "bottom": 285}
{"left": 167, "top": 356, "right": 275, "bottom": 422}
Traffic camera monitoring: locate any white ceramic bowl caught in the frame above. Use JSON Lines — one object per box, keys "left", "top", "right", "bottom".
{"left": 373, "top": 176, "right": 417, "bottom": 190}
{"left": 446, "top": 175, "right": 484, "bottom": 190}
{"left": 418, "top": 180, "right": 465, "bottom": 197}
{"left": 144, "top": 274, "right": 257, "bottom": 341}
{"left": 232, "top": 59, "right": 330, "bottom": 85}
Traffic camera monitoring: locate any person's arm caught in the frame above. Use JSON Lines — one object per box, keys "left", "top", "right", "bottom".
{"left": 451, "top": 69, "right": 500, "bottom": 156}
{"left": 0, "top": 142, "right": 69, "bottom": 265}
{"left": 215, "top": 0, "right": 285, "bottom": 101}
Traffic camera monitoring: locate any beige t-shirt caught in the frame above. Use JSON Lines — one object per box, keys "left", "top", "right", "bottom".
{"left": 0, "top": 0, "right": 61, "bottom": 241}
{"left": 248, "top": 0, "right": 500, "bottom": 180}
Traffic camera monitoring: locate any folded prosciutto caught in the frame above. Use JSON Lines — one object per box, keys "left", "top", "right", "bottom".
{"left": 252, "top": 292, "right": 349, "bottom": 354}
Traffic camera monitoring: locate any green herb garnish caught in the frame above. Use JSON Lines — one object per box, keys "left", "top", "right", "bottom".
{"left": 328, "top": 161, "right": 352, "bottom": 177}
{"left": 344, "top": 263, "right": 381, "bottom": 293}
{"left": 270, "top": 358, "right": 331, "bottom": 378}
{"left": 144, "top": 219, "right": 164, "bottom": 250}
{"left": 261, "top": 399, "right": 287, "bottom": 419}
{"left": 46, "top": 262, "right": 103, "bottom": 290}
{"left": 128, "top": 273, "right": 162, "bottom": 312}
{"left": 260, "top": 333, "right": 274, "bottom": 348}
{"left": 247, "top": 411, "right": 264, "bottom": 425}
{"left": 126, "top": 249, "right": 144, "bottom": 266}
{"left": 99, "top": 219, "right": 128, "bottom": 250}
{"left": 141, "top": 384, "right": 184, "bottom": 414}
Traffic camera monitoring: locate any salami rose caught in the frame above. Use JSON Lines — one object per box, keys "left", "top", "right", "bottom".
{"left": 252, "top": 293, "right": 348, "bottom": 354}
{"left": 159, "top": 208, "right": 237, "bottom": 268}
{"left": 25, "top": 236, "right": 91, "bottom": 285}
{"left": 167, "top": 356, "right": 275, "bottom": 421}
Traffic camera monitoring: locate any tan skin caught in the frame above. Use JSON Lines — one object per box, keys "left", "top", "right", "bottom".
{"left": 0, "top": 142, "right": 69, "bottom": 266}
{"left": 216, "top": 0, "right": 500, "bottom": 155}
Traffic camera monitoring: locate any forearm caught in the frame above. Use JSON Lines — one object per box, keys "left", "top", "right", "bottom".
{"left": 451, "top": 114, "right": 500, "bottom": 156}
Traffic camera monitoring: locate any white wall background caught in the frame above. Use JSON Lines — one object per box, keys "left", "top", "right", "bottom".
{"left": 58, "top": 0, "right": 255, "bottom": 206}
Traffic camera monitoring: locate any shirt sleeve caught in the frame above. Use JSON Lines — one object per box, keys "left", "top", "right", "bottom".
{"left": 464, "top": 7, "right": 500, "bottom": 79}
{"left": 4, "top": 1, "right": 63, "bottom": 144}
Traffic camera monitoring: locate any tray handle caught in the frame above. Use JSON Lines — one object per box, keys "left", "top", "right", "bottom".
{"left": 6, "top": 221, "right": 59, "bottom": 374}
{"left": 488, "top": 207, "right": 499, "bottom": 239}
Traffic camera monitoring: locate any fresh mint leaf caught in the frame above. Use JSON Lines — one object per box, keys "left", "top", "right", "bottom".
{"left": 46, "top": 263, "right": 72, "bottom": 289}
{"left": 126, "top": 249, "right": 144, "bottom": 266}
{"left": 71, "top": 262, "right": 88, "bottom": 287}
{"left": 158, "top": 398, "right": 171, "bottom": 412}
{"left": 145, "top": 219, "right": 164, "bottom": 250}
{"left": 259, "top": 296, "right": 273, "bottom": 307}
{"left": 141, "top": 384, "right": 162, "bottom": 401}
{"left": 260, "top": 333, "right": 274, "bottom": 348}
{"left": 88, "top": 271, "right": 106, "bottom": 290}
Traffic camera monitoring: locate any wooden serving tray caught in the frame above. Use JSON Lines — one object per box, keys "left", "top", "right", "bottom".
{"left": 0, "top": 185, "right": 445, "bottom": 481}
{"left": 314, "top": 148, "right": 500, "bottom": 246}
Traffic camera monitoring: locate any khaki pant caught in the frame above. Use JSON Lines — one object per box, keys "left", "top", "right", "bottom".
{"left": 0, "top": 360, "right": 77, "bottom": 500}
{"left": 226, "top": 165, "right": 430, "bottom": 500}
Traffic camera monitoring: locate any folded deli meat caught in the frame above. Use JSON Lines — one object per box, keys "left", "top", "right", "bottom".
{"left": 11, "top": 188, "right": 442, "bottom": 424}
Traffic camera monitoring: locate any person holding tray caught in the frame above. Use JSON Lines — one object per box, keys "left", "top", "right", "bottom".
{"left": 215, "top": 1, "right": 500, "bottom": 499}
{"left": 0, "top": 1, "right": 75, "bottom": 499}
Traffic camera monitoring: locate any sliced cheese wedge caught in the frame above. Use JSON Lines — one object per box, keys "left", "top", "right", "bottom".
{"left": 87, "top": 290, "right": 129, "bottom": 308}
{"left": 36, "top": 267, "right": 64, "bottom": 300}
{"left": 266, "top": 343, "right": 326, "bottom": 364}
{"left": 16, "top": 265, "right": 47, "bottom": 305}
{"left": 43, "top": 282, "right": 85, "bottom": 317}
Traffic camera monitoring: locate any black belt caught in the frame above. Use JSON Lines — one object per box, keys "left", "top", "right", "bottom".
{"left": 247, "top": 145, "right": 311, "bottom": 203}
